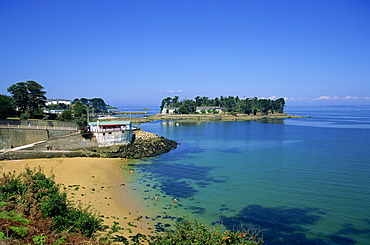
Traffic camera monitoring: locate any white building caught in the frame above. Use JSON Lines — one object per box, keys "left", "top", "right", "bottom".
{"left": 45, "top": 99, "right": 71, "bottom": 106}
{"left": 195, "top": 106, "right": 224, "bottom": 114}
{"left": 88, "top": 120, "right": 133, "bottom": 147}
{"left": 161, "top": 106, "right": 180, "bottom": 114}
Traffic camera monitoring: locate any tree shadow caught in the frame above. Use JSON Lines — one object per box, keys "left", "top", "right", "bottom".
{"left": 219, "top": 204, "right": 357, "bottom": 245}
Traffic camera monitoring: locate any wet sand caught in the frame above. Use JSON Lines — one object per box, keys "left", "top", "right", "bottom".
{"left": 0, "top": 157, "right": 157, "bottom": 238}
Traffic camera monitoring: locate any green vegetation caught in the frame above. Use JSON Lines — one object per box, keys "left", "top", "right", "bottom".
{"left": 161, "top": 96, "right": 285, "bottom": 115}
{"left": 6, "top": 81, "right": 47, "bottom": 119}
{"left": 73, "top": 98, "right": 108, "bottom": 114}
{"left": 58, "top": 98, "right": 109, "bottom": 125}
{"left": 146, "top": 219, "right": 263, "bottom": 245}
{"left": 48, "top": 103, "right": 71, "bottom": 110}
{"left": 0, "top": 167, "right": 263, "bottom": 244}
{"left": 0, "top": 95, "right": 16, "bottom": 119}
{"left": 0, "top": 167, "right": 102, "bottom": 244}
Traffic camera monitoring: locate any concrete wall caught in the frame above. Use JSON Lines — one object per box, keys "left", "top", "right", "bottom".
{"left": 0, "top": 128, "right": 79, "bottom": 150}
{"left": 0, "top": 119, "right": 78, "bottom": 128}
{"left": 32, "top": 134, "right": 98, "bottom": 151}
{"left": 0, "top": 128, "right": 48, "bottom": 149}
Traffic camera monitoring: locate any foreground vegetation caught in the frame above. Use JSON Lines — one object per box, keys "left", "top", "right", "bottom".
{"left": 0, "top": 167, "right": 263, "bottom": 244}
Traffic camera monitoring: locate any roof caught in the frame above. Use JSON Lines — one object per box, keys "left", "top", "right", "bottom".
{"left": 89, "top": 120, "right": 131, "bottom": 126}
{"left": 164, "top": 107, "right": 180, "bottom": 110}
{"left": 46, "top": 98, "right": 71, "bottom": 101}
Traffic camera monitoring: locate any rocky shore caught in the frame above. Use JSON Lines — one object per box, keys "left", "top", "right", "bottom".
{"left": 88, "top": 130, "right": 178, "bottom": 159}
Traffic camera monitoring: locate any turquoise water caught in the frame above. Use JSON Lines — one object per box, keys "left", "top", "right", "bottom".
{"left": 123, "top": 106, "right": 370, "bottom": 244}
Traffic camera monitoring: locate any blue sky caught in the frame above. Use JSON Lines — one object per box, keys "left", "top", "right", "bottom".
{"left": 1, "top": 0, "right": 369, "bottom": 107}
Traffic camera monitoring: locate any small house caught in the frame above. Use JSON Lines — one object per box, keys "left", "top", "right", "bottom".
{"left": 45, "top": 99, "right": 71, "bottom": 106}
{"left": 195, "top": 106, "right": 224, "bottom": 114}
{"left": 88, "top": 120, "right": 133, "bottom": 147}
{"left": 161, "top": 106, "right": 180, "bottom": 114}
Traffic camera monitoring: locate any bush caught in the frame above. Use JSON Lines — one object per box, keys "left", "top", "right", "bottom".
{"left": 20, "top": 112, "right": 30, "bottom": 120}
{"left": 0, "top": 167, "right": 102, "bottom": 237}
{"left": 146, "top": 219, "right": 263, "bottom": 245}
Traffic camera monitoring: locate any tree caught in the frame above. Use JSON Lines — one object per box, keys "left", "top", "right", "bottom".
{"left": 172, "top": 96, "right": 179, "bottom": 106}
{"left": 274, "top": 98, "right": 286, "bottom": 113}
{"left": 160, "top": 97, "right": 172, "bottom": 110}
{"left": 57, "top": 109, "right": 73, "bottom": 121}
{"left": 7, "top": 82, "right": 29, "bottom": 114}
{"left": 159, "top": 96, "right": 286, "bottom": 115}
{"left": 7, "top": 81, "right": 47, "bottom": 118}
{"left": 90, "top": 98, "right": 107, "bottom": 113}
{"left": 0, "top": 95, "right": 16, "bottom": 119}
{"left": 72, "top": 101, "right": 87, "bottom": 125}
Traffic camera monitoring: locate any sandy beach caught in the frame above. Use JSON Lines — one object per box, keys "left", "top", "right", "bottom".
{"left": 0, "top": 157, "right": 157, "bottom": 239}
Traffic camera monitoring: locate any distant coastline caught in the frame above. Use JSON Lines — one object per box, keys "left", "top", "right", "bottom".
{"left": 107, "top": 112, "right": 305, "bottom": 124}
{"left": 148, "top": 112, "right": 304, "bottom": 121}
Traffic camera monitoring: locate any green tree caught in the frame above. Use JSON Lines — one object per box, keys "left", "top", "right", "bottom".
{"left": 80, "top": 98, "right": 90, "bottom": 106}
{"left": 72, "top": 101, "right": 87, "bottom": 125}
{"left": 90, "top": 98, "right": 107, "bottom": 113}
{"left": 274, "top": 98, "right": 286, "bottom": 113}
{"left": 160, "top": 96, "right": 286, "bottom": 115}
{"left": 57, "top": 109, "right": 73, "bottom": 121}
{"left": 7, "top": 82, "right": 29, "bottom": 115}
{"left": 172, "top": 96, "right": 180, "bottom": 106}
{"left": 7, "top": 81, "right": 47, "bottom": 118}
{"left": 26, "top": 81, "right": 47, "bottom": 118}
{"left": 160, "top": 97, "right": 172, "bottom": 110}
{"left": 0, "top": 95, "right": 16, "bottom": 119}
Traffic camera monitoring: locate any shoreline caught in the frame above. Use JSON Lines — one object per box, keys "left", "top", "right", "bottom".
{"left": 0, "top": 157, "right": 158, "bottom": 238}
{"left": 148, "top": 113, "right": 304, "bottom": 121}
{"left": 101, "top": 113, "right": 305, "bottom": 123}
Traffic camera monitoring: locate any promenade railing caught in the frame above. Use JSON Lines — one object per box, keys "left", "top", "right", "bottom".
{"left": 0, "top": 124, "right": 78, "bottom": 131}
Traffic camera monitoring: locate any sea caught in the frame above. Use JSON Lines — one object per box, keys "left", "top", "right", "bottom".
{"left": 119, "top": 105, "right": 370, "bottom": 245}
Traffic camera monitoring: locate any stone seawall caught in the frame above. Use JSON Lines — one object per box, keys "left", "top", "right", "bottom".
{"left": 0, "top": 128, "right": 48, "bottom": 149}
{"left": 31, "top": 133, "right": 98, "bottom": 151}
{"left": 0, "top": 119, "right": 78, "bottom": 128}
{"left": 0, "top": 128, "right": 78, "bottom": 150}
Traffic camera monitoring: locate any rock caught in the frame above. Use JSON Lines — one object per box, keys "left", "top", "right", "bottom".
{"left": 102, "top": 131, "right": 178, "bottom": 159}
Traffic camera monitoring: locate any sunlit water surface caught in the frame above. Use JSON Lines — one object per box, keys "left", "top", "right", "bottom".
{"left": 121, "top": 106, "right": 370, "bottom": 244}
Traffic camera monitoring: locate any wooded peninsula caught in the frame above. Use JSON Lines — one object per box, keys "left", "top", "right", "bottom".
{"left": 160, "top": 95, "right": 286, "bottom": 115}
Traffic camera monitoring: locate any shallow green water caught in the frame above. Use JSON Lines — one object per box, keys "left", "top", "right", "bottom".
{"left": 123, "top": 106, "right": 370, "bottom": 244}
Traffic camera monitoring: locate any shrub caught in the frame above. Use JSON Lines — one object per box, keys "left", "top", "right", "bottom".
{"left": 0, "top": 167, "right": 102, "bottom": 237}
{"left": 146, "top": 219, "right": 263, "bottom": 245}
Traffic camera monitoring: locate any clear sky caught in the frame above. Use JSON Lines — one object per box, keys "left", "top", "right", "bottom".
{"left": 1, "top": 0, "right": 369, "bottom": 107}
